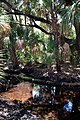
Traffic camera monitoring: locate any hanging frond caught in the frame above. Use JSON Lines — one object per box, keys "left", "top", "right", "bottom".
{"left": 0, "top": 23, "right": 11, "bottom": 39}
{"left": 59, "top": 1, "right": 80, "bottom": 37}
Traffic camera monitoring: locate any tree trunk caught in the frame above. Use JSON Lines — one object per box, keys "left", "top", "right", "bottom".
{"left": 9, "top": 31, "right": 19, "bottom": 69}
{"left": 9, "top": 44, "right": 19, "bottom": 69}
{"left": 74, "top": 18, "right": 80, "bottom": 55}
{"left": 9, "top": 14, "right": 19, "bottom": 69}
{"left": 0, "top": 40, "right": 3, "bottom": 50}
{"left": 76, "top": 30, "right": 80, "bottom": 55}
{"left": 72, "top": 92, "right": 80, "bottom": 112}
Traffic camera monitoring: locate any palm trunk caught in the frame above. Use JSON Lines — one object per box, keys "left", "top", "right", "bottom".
{"left": 9, "top": 14, "right": 19, "bottom": 69}
{"left": 76, "top": 30, "right": 80, "bottom": 55}
{"left": 0, "top": 40, "right": 3, "bottom": 50}
{"left": 74, "top": 18, "right": 80, "bottom": 55}
{"left": 9, "top": 44, "right": 19, "bottom": 69}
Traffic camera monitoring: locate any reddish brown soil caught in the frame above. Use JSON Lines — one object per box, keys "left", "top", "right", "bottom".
{"left": 0, "top": 82, "right": 32, "bottom": 103}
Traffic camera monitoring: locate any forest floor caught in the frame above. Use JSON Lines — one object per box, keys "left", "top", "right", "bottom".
{"left": 0, "top": 82, "right": 80, "bottom": 120}
{"left": 20, "top": 61, "right": 80, "bottom": 91}
{"left": 0, "top": 82, "right": 57, "bottom": 120}
{"left": 0, "top": 61, "right": 80, "bottom": 119}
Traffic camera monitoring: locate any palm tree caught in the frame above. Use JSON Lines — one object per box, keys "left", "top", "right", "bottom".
{"left": 59, "top": 0, "right": 80, "bottom": 56}
{"left": 1, "top": 0, "right": 80, "bottom": 67}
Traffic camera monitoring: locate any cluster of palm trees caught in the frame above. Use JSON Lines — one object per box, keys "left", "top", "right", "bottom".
{"left": 0, "top": 0, "right": 80, "bottom": 69}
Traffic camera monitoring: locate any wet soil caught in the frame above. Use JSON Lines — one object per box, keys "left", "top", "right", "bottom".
{"left": 0, "top": 82, "right": 57, "bottom": 120}
{"left": 0, "top": 82, "right": 32, "bottom": 103}
{"left": 1, "top": 62, "right": 80, "bottom": 120}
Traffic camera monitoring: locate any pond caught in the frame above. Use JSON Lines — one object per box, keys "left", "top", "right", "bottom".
{"left": 32, "top": 84, "right": 73, "bottom": 112}
{"left": 32, "top": 84, "right": 55, "bottom": 104}
{"left": 0, "top": 74, "right": 80, "bottom": 120}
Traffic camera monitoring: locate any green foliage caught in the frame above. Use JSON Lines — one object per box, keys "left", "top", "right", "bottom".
{"left": 47, "top": 39, "right": 55, "bottom": 53}
{"left": 16, "top": 25, "right": 25, "bottom": 39}
{"left": 43, "top": 0, "right": 52, "bottom": 10}
{"left": 44, "top": 52, "right": 55, "bottom": 64}
{"left": 16, "top": 30, "right": 47, "bottom": 65}
{"left": 59, "top": 0, "right": 80, "bottom": 36}
{"left": 1, "top": 0, "right": 80, "bottom": 66}
{"left": 16, "top": 49, "right": 27, "bottom": 66}
{"left": 65, "top": 27, "right": 76, "bottom": 39}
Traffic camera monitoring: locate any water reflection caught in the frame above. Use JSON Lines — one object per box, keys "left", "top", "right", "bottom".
{"left": 32, "top": 84, "right": 73, "bottom": 113}
{"left": 32, "top": 84, "right": 55, "bottom": 104}
{"left": 32, "top": 84, "right": 40, "bottom": 99}
{"left": 63, "top": 100, "right": 73, "bottom": 112}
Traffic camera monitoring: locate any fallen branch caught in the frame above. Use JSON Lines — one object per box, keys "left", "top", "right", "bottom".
{"left": 18, "top": 75, "right": 80, "bottom": 87}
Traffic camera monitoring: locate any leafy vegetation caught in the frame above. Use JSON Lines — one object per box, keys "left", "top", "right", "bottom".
{"left": 0, "top": 0, "right": 80, "bottom": 119}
